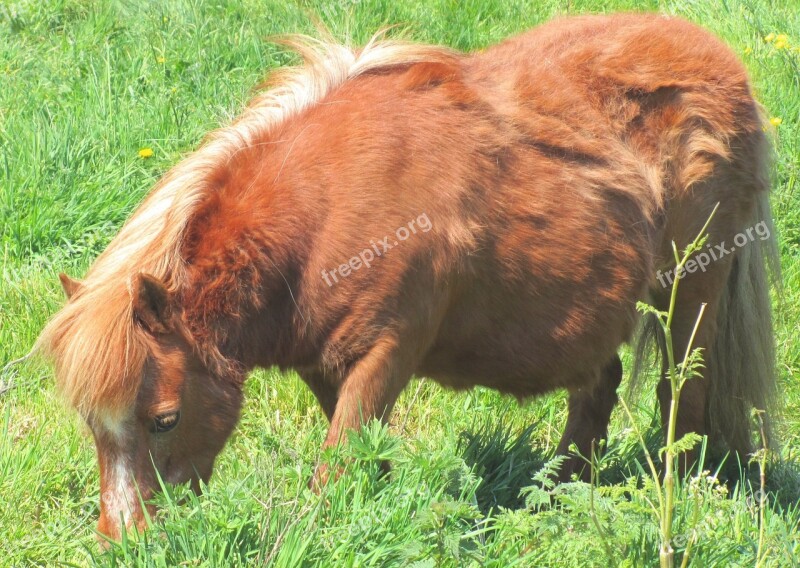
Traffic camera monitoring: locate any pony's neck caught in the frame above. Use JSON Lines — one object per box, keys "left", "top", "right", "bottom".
{"left": 178, "top": 139, "right": 321, "bottom": 376}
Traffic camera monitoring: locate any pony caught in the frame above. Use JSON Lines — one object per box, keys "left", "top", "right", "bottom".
{"left": 36, "top": 13, "right": 779, "bottom": 541}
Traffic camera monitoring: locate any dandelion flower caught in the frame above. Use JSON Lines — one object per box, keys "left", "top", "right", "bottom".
{"left": 769, "top": 117, "right": 782, "bottom": 127}
{"left": 743, "top": 46, "right": 752, "bottom": 54}
{"left": 764, "top": 33, "right": 776, "bottom": 42}
{"left": 774, "top": 37, "right": 788, "bottom": 49}
{"left": 157, "top": 56, "right": 166, "bottom": 64}
{"left": 138, "top": 147, "right": 154, "bottom": 158}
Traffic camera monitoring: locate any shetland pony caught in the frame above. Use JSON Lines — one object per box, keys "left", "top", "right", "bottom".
{"left": 37, "top": 13, "right": 778, "bottom": 540}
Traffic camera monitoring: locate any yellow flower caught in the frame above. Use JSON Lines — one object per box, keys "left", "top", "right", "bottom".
{"left": 764, "top": 33, "right": 775, "bottom": 42}
{"left": 774, "top": 38, "right": 788, "bottom": 49}
{"left": 743, "top": 46, "right": 752, "bottom": 54}
{"left": 156, "top": 56, "right": 166, "bottom": 64}
{"left": 769, "top": 117, "right": 782, "bottom": 127}
{"left": 138, "top": 148, "right": 154, "bottom": 158}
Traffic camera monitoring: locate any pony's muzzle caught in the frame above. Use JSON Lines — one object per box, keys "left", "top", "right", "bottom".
{"left": 96, "top": 498, "right": 155, "bottom": 546}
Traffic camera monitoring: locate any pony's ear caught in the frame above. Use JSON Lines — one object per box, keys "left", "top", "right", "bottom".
{"left": 59, "top": 272, "right": 84, "bottom": 299}
{"left": 132, "top": 273, "right": 173, "bottom": 334}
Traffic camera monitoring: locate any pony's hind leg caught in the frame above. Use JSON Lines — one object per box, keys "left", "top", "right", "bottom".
{"left": 555, "top": 355, "right": 623, "bottom": 482}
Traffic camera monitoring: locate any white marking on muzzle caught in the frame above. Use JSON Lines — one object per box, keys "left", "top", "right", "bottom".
{"left": 102, "top": 454, "right": 137, "bottom": 528}
{"left": 95, "top": 410, "right": 138, "bottom": 530}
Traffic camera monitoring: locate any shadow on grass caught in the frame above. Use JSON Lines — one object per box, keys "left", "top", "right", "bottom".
{"left": 457, "top": 422, "right": 549, "bottom": 513}
{"left": 455, "top": 415, "right": 663, "bottom": 514}
{"left": 455, "top": 414, "right": 800, "bottom": 516}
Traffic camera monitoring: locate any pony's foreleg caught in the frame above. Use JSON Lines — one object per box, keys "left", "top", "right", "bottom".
{"left": 311, "top": 336, "right": 412, "bottom": 488}
{"left": 300, "top": 370, "right": 339, "bottom": 422}
{"left": 555, "top": 355, "right": 623, "bottom": 482}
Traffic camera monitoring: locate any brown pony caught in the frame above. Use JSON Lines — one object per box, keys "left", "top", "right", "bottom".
{"left": 36, "top": 13, "right": 778, "bottom": 541}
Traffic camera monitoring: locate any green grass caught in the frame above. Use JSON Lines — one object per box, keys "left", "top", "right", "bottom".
{"left": 2, "top": 0, "right": 799, "bottom": 565}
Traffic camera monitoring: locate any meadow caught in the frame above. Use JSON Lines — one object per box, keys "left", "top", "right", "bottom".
{"left": 1, "top": 0, "right": 799, "bottom": 565}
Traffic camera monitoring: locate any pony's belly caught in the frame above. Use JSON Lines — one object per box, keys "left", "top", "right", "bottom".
{"left": 416, "top": 294, "right": 628, "bottom": 395}
{"left": 420, "top": 367, "right": 560, "bottom": 400}
{"left": 418, "top": 317, "right": 629, "bottom": 398}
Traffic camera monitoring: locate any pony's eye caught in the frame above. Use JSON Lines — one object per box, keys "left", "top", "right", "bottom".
{"left": 152, "top": 411, "right": 180, "bottom": 433}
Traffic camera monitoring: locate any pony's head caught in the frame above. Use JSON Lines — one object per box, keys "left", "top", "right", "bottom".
{"left": 53, "top": 272, "right": 243, "bottom": 541}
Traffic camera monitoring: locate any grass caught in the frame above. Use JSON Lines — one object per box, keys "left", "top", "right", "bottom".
{"left": 1, "top": 0, "right": 799, "bottom": 565}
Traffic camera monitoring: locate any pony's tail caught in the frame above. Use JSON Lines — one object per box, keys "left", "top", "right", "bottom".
{"left": 634, "top": 190, "right": 780, "bottom": 455}
{"left": 707, "top": 191, "right": 780, "bottom": 453}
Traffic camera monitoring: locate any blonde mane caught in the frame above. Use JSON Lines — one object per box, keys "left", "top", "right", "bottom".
{"left": 35, "top": 32, "right": 458, "bottom": 418}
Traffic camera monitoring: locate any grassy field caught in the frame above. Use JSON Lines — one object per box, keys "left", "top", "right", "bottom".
{"left": 1, "top": 0, "right": 799, "bottom": 565}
